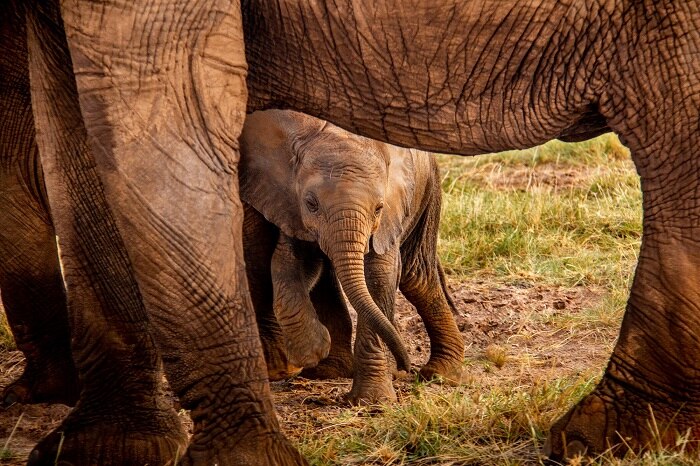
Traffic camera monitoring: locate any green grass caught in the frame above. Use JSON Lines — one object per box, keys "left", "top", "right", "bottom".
{"left": 297, "top": 374, "right": 599, "bottom": 465}
{"left": 437, "top": 134, "right": 641, "bottom": 290}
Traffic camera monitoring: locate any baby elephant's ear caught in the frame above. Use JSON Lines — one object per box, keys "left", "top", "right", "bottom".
{"left": 372, "top": 147, "right": 418, "bottom": 255}
{"left": 239, "top": 110, "right": 315, "bottom": 242}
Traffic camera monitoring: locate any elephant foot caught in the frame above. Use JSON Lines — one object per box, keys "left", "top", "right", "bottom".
{"left": 418, "top": 356, "right": 464, "bottom": 385}
{"left": 183, "top": 431, "right": 307, "bottom": 466}
{"left": 268, "top": 361, "right": 304, "bottom": 381}
{"left": 300, "top": 353, "right": 354, "bottom": 379}
{"left": 284, "top": 322, "right": 331, "bottom": 369}
{"left": 28, "top": 411, "right": 188, "bottom": 466}
{"left": 262, "top": 337, "right": 304, "bottom": 381}
{"left": 345, "top": 376, "right": 396, "bottom": 405}
{"left": 544, "top": 375, "right": 700, "bottom": 461}
{"left": 2, "top": 356, "right": 79, "bottom": 407}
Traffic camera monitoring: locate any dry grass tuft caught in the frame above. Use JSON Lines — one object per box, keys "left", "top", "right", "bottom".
{"left": 484, "top": 344, "right": 508, "bottom": 369}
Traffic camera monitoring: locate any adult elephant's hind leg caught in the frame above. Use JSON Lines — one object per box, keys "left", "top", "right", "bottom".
{"left": 0, "top": 151, "right": 79, "bottom": 408}
{"left": 0, "top": 6, "right": 78, "bottom": 407}
{"left": 547, "top": 34, "right": 700, "bottom": 458}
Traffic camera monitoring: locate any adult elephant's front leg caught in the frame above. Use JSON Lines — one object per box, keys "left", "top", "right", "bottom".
{"left": 29, "top": 1, "right": 305, "bottom": 465}
{"left": 23, "top": 3, "right": 188, "bottom": 464}
{"left": 347, "top": 248, "right": 401, "bottom": 404}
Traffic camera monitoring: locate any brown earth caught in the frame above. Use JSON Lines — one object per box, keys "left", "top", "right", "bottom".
{"left": 0, "top": 279, "right": 615, "bottom": 465}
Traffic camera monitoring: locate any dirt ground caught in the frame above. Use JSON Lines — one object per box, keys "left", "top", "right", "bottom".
{"left": 0, "top": 278, "right": 614, "bottom": 465}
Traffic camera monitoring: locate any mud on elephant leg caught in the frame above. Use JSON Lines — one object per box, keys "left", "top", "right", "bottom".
{"left": 244, "top": 204, "right": 302, "bottom": 380}
{"left": 0, "top": 7, "right": 78, "bottom": 407}
{"left": 346, "top": 248, "right": 401, "bottom": 404}
{"left": 272, "top": 234, "right": 331, "bottom": 369}
{"left": 301, "top": 263, "right": 354, "bottom": 379}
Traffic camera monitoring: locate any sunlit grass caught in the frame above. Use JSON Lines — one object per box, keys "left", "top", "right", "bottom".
{"left": 295, "top": 374, "right": 599, "bottom": 465}
{"left": 437, "top": 134, "right": 641, "bottom": 290}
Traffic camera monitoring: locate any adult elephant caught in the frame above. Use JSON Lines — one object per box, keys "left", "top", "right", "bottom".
{"left": 0, "top": 0, "right": 698, "bottom": 465}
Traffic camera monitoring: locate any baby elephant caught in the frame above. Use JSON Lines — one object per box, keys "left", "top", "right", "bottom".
{"left": 240, "top": 110, "right": 464, "bottom": 403}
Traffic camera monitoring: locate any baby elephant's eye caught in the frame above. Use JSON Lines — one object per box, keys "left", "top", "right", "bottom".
{"left": 305, "top": 194, "right": 320, "bottom": 213}
{"left": 374, "top": 203, "right": 384, "bottom": 217}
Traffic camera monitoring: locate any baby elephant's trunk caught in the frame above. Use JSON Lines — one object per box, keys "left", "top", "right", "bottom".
{"left": 323, "top": 209, "right": 410, "bottom": 371}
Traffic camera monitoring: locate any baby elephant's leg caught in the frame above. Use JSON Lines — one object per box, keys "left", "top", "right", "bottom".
{"left": 400, "top": 263, "right": 464, "bottom": 383}
{"left": 399, "top": 198, "right": 465, "bottom": 383}
{"left": 301, "top": 263, "right": 354, "bottom": 379}
{"left": 346, "top": 248, "right": 400, "bottom": 404}
{"left": 243, "top": 205, "right": 301, "bottom": 380}
{"left": 271, "top": 234, "right": 330, "bottom": 368}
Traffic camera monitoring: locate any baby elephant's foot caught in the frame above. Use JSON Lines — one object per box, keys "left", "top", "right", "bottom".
{"left": 300, "top": 354, "right": 353, "bottom": 379}
{"left": 418, "top": 357, "right": 464, "bottom": 385}
{"left": 262, "top": 336, "right": 303, "bottom": 381}
{"left": 345, "top": 376, "right": 396, "bottom": 405}
{"left": 268, "top": 361, "right": 304, "bottom": 381}
{"left": 284, "top": 322, "right": 331, "bottom": 369}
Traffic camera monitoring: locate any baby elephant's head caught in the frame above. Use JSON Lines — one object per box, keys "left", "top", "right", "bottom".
{"left": 240, "top": 109, "right": 410, "bottom": 258}
{"left": 292, "top": 124, "right": 390, "bottom": 255}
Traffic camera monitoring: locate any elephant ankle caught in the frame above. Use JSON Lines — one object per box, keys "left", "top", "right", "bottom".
{"left": 418, "top": 357, "right": 464, "bottom": 385}
{"left": 545, "top": 375, "right": 700, "bottom": 460}
{"left": 419, "top": 346, "right": 465, "bottom": 384}
{"left": 346, "top": 371, "right": 396, "bottom": 405}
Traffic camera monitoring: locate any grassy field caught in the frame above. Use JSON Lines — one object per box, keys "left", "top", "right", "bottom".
{"left": 2, "top": 134, "right": 699, "bottom": 464}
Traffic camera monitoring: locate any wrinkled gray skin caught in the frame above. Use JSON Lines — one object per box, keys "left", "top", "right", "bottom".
{"left": 241, "top": 110, "right": 465, "bottom": 403}
{"left": 1, "top": 0, "right": 700, "bottom": 464}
